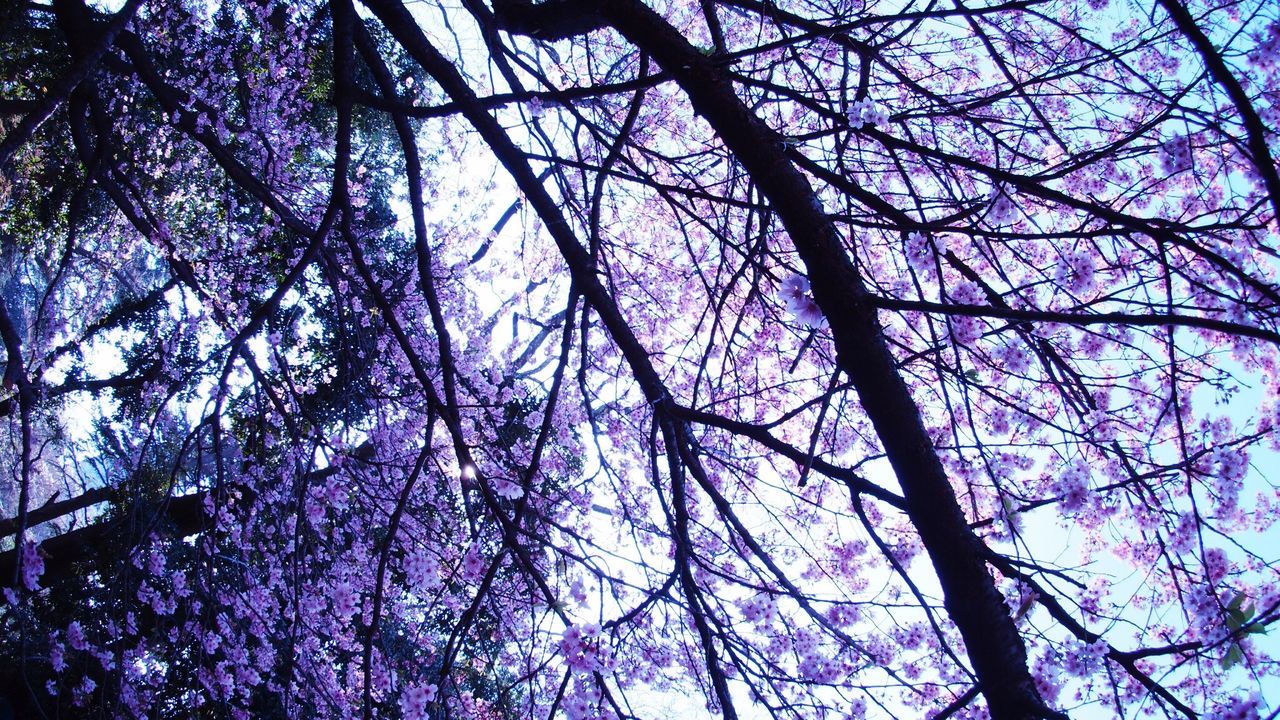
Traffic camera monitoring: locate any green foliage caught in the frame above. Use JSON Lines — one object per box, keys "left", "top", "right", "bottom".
{"left": 1220, "top": 591, "right": 1267, "bottom": 669}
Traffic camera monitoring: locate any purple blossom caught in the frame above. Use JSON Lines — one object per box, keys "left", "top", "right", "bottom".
{"left": 21, "top": 540, "right": 44, "bottom": 591}
{"left": 400, "top": 681, "right": 437, "bottom": 720}
{"left": 780, "top": 274, "right": 827, "bottom": 328}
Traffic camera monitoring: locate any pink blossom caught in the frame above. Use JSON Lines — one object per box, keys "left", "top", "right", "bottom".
{"left": 21, "top": 540, "right": 44, "bottom": 591}
{"left": 559, "top": 623, "right": 610, "bottom": 673}
{"left": 331, "top": 581, "right": 358, "bottom": 618}
{"left": 904, "top": 231, "right": 943, "bottom": 272}
{"left": 738, "top": 594, "right": 777, "bottom": 623}
{"left": 1053, "top": 461, "right": 1093, "bottom": 514}
{"left": 400, "top": 681, "right": 437, "bottom": 720}
{"left": 780, "top": 274, "right": 827, "bottom": 328}
{"left": 1160, "top": 134, "right": 1193, "bottom": 174}
{"left": 849, "top": 98, "right": 889, "bottom": 128}
{"left": 461, "top": 547, "right": 487, "bottom": 581}
{"left": 49, "top": 637, "right": 66, "bottom": 673}
{"left": 1207, "top": 693, "right": 1263, "bottom": 720}
{"left": 67, "top": 621, "right": 88, "bottom": 651}
{"left": 491, "top": 477, "right": 524, "bottom": 500}
{"left": 405, "top": 550, "right": 442, "bottom": 590}
{"left": 986, "top": 187, "right": 1019, "bottom": 225}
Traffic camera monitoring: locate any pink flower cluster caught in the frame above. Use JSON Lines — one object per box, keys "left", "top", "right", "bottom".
{"left": 563, "top": 681, "right": 602, "bottom": 720}
{"left": 404, "top": 550, "right": 442, "bottom": 591}
{"left": 461, "top": 546, "right": 487, "bottom": 582}
{"left": 780, "top": 275, "right": 826, "bottom": 328}
{"left": 21, "top": 540, "right": 44, "bottom": 591}
{"left": 559, "top": 623, "right": 611, "bottom": 674}
{"left": 1160, "top": 134, "right": 1193, "bottom": 174}
{"left": 1207, "top": 694, "right": 1262, "bottom": 720}
{"left": 1054, "top": 462, "right": 1093, "bottom": 513}
{"left": 993, "top": 340, "right": 1032, "bottom": 375}
{"left": 947, "top": 281, "right": 986, "bottom": 344}
{"left": 904, "top": 231, "right": 946, "bottom": 273}
{"left": 793, "top": 626, "right": 843, "bottom": 683}
{"left": 1249, "top": 22, "right": 1280, "bottom": 70}
{"left": 849, "top": 98, "right": 889, "bottom": 128}
{"left": 1186, "top": 587, "right": 1233, "bottom": 644}
{"left": 1062, "top": 638, "right": 1109, "bottom": 677}
{"left": 986, "top": 187, "right": 1018, "bottom": 226}
{"left": 331, "top": 580, "right": 358, "bottom": 619}
{"left": 738, "top": 593, "right": 778, "bottom": 624}
{"left": 491, "top": 477, "right": 524, "bottom": 500}
{"left": 1055, "top": 248, "right": 1097, "bottom": 295}
{"left": 399, "top": 681, "right": 438, "bottom": 720}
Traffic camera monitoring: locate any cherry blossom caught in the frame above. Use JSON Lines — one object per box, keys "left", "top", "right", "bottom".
{"left": 0, "top": 1, "right": 1276, "bottom": 719}
{"left": 1160, "top": 133, "right": 1194, "bottom": 174}
{"left": 780, "top": 275, "right": 827, "bottom": 328}
{"left": 849, "top": 98, "right": 889, "bottom": 129}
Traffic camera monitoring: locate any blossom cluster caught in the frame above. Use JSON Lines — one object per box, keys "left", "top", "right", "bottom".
{"left": 1054, "top": 461, "right": 1093, "bottom": 513}
{"left": 779, "top": 275, "right": 827, "bottom": 328}
{"left": 404, "top": 549, "right": 443, "bottom": 591}
{"left": 400, "top": 681, "right": 438, "bottom": 720}
{"left": 1250, "top": 22, "right": 1280, "bottom": 70}
{"left": 947, "top": 281, "right": 987, "bottom": 344}
{"left": 904, "top": 231, "right": 946, "bottom": 273}
{"left": 1206, "top": 693, "right": 1264, "bottom": 720}
{"left": 986, "top": 187, "right": 1019, "bottom": 225}
{"left": 849, "top": 98, "right": 889, "bottom": 128}
{"left": 562, "top": 680, "right": 603, "bottom": 720}
{"left": 21, "top": 539, "right": 44, "bottom": 592}
{"left": 786, "top": 626, "right": 842, "bottom": 684}
{"left": 1061, "top": 638, "right": 1109, "bottom": 678}
{"left": 739, "top": 593, "right": 779, "bottom": 624}
{"left": 559, "top": 623, "right": 613, "bottom": 674}
{"left": 1054, "top": 247, "right": 1098, "bottom": 295}
{"left": 491, "top": 477, "right": 525, "bottom": 499}
{"left": 1159, "top": 134, "right": 1193, "bottom": 174}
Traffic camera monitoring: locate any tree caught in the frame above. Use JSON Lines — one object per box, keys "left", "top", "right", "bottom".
{"left": 0, "top": 0, "right": 1277, "bottom": 718}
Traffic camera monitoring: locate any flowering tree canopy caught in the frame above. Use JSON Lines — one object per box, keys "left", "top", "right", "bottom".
{"left": 1, "top": 0, "right": 1278, "bottom": 718}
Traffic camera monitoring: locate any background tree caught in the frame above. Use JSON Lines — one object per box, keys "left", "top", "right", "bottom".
{"left": 1, "top": 0, "right": 1278, "bottom": 719}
